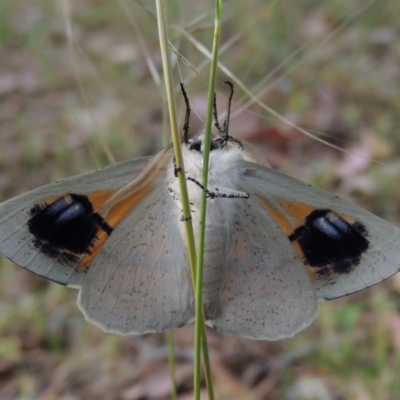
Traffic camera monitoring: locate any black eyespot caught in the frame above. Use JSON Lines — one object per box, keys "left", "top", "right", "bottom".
{"left": 28, "top": 194, "right": 113, "bottom": 265}
{"left": 289, "top": 209, "right": 369, "bottom": 275}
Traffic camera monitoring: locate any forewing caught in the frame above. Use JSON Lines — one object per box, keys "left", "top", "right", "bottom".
{"left": 239, "top": 160, "right": 400, "bottom": 301}
{"left": 0, "top": 157, "right": 150, "bottom": 287}
{"left": 78, "top": 187, "right": 194, "bottom": 335}
{"left": 208, "top": 194, "right": 319, "bottom": 340}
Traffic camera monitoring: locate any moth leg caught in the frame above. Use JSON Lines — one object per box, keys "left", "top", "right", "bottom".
{"left": 187, "top": 177, "right": 249, "bottom": 199}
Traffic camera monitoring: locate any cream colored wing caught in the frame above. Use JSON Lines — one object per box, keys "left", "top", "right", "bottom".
{"left": 78, "top": 186, "right": 194, "bottom": 335}
{"left": 207, "top": 193, "right": 319, "bottom": 341}
{"left": 0, "top": 157, "right": 150, "bottom": 287}
{"left": 238, "top": 160, "right": 400, "bottom": 301}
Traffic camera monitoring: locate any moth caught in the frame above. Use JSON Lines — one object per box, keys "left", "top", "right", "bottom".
{"left": 0, "top": 82, "right": 398, "bottom": 340}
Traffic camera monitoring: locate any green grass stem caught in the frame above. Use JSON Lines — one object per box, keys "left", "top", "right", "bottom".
{"left": 193, "top": 1, "right": 223, "bottom": 399}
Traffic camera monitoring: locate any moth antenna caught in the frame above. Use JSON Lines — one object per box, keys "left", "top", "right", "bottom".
{"left": 180, "top": 82, "right": 191, "bottom": 144}
{"left": 213, "top": 92, "right": 224, "bottom": 134}
{"left": 222, "top": 80, "right": 234, "bottom": 137}
{"left": 220, "top": 81, "right": 244, "bottom": 150}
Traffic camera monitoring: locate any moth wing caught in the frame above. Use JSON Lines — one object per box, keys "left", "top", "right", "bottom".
{"left": 0, "top": 157, "right": 150, "bottom": 287}
{"left": 77, "top": 186, "right": 194, "bottom": 335}
{"left": 238, "top": 160, "right": 400, "bottom": 301}
{"left": 208, "top": 194, "right": 319, "bottom": 340}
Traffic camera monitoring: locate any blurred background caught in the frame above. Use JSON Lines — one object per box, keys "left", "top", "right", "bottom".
{"left": 0, "top": 1, "right": 400, "bottom": 399}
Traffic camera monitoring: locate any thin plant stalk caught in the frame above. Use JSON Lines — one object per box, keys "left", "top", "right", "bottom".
{"left": 194, "top": 1, "right": 223, "bottom": 399}
{"left": 155, "top": 2, "right": 214, "bottom": 399}
{"left": 155, "top": 1, "right": 196, "bottom": 267}
{"left": 166, "top": 330, "right": 177, "bottom": 400}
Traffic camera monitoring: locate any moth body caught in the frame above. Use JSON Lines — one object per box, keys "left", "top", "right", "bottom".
{"left": 168, "top": 137, "right": 247, "bottom": 319}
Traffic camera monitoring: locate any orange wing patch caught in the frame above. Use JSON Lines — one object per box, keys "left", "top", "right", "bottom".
{"left": 79, "top": 185, "right": 151, "bottom": 269}
{"left": 87, "top": 190, "right": 114, "bottom": 210}
{"left": 276, "top": 198, "right": 316, "bottom": 226}
{"left": 255, "top": 195, "right": 318, "bottom": 280}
